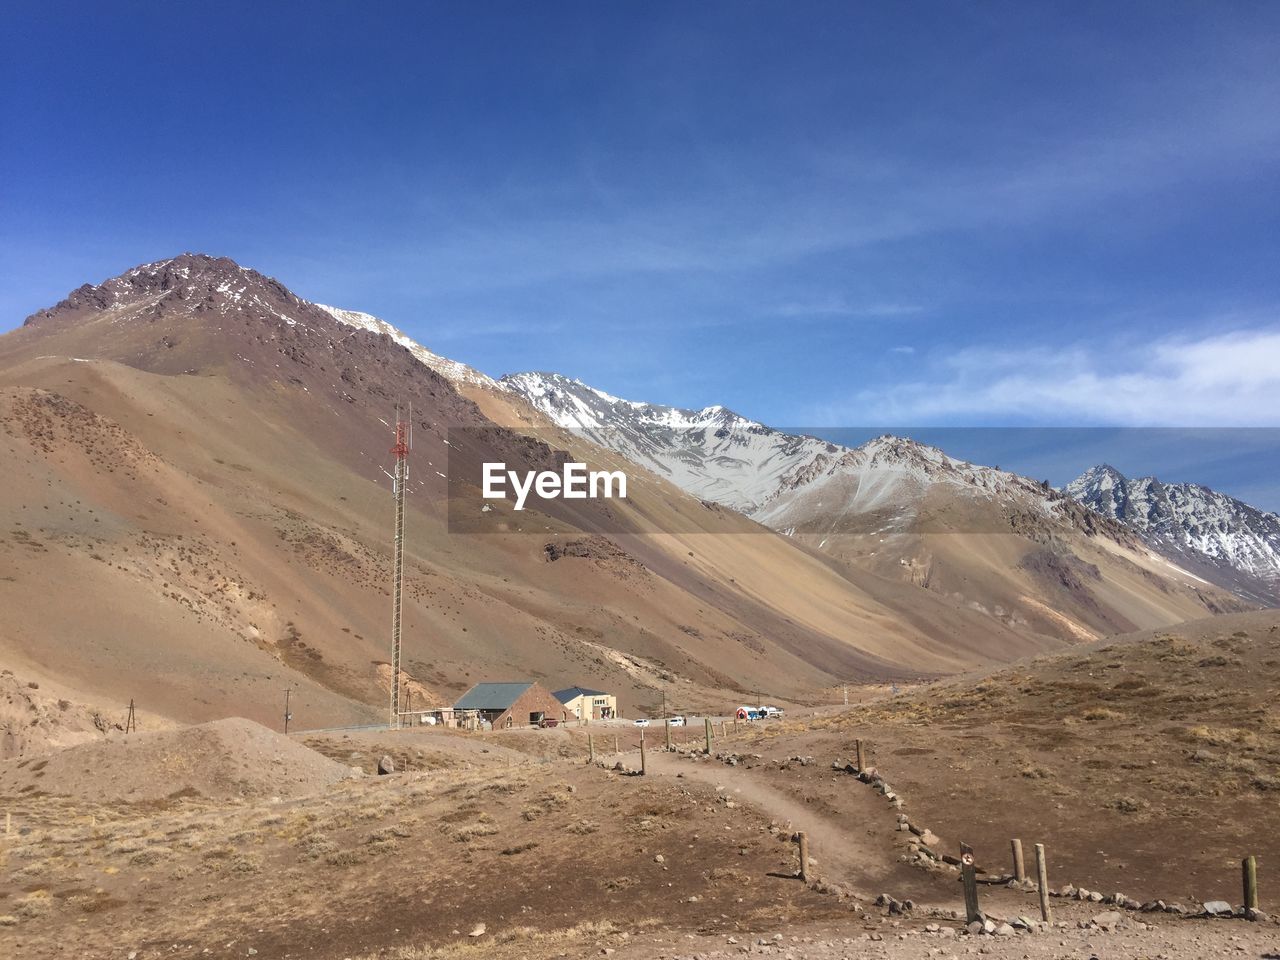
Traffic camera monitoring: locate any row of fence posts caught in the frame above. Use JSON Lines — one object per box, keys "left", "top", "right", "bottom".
{"left": 956, "top": 839, "right": 1259, "bottom": 924}
{"left": 589, "top": 714, "right": 728, "bottom": 775}
{"left": 590, "top": 728, "right": 1261, "bottom": 922}
{"left": 782, "top": 739, "right": 1264, "bottom": 925}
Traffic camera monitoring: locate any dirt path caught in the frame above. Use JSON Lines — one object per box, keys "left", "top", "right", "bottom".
{"left": 641, "top": 750, "right": 961, "bottom": 905}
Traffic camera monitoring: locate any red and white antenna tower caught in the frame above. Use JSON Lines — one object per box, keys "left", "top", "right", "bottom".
{"left": 387, "top": 403, "right": 411, "bottom": 729}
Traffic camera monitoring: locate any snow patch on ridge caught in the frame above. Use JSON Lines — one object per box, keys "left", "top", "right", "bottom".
{"left": 314, "top": 304, "right": 496, "bottom": 388}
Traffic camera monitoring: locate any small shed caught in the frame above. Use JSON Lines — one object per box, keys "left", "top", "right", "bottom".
{"left": 452, "top": 681, "right": 567, "bottom": 729}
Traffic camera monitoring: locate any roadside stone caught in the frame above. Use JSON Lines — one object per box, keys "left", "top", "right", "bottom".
{"left": 1092, "top": 911, "right": 1122, "bottom": 929}
{"left": 1202, "top": 900, "right": 1233, "bottom": 917}
{"left": 377, "top": 755, "right": 394, "bottom": 775}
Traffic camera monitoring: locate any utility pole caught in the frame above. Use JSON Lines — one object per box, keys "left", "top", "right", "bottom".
{"left": 386, "top": 405, "right": 411, "bottom": 730}
{"left": 662, "top": 688, "right": 667, "bottom": 720}
{"left": 283, "top": 686, "right": 293, "bottom": 735}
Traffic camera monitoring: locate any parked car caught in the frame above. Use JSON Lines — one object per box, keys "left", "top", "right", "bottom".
{"left": 669, "top": 715, "right": 686, "bottom": 726}
{"left": 633, "top": 718, "right": 650, "bottom": 727}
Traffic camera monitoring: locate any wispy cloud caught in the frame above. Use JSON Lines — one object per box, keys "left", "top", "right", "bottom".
{"left": 827, "top": 327, "right": 1280, "bottom": 426}
{"left": 769, "top": 298, "right": 924, "bottom": 319}
{"left": 358, "top": 66, "right": 1280, "bottom": 302}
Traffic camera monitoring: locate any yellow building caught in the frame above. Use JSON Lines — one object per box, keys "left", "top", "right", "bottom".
{"left": 553, "top": 686, "right": 617, "bottom": 721}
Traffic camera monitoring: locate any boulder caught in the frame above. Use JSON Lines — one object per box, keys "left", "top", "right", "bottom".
{"left": 377, "top": 755, "right": 395, "bottom": 775}
{"left": 1092, "top": 911, "right": 1122, "bottom": 929}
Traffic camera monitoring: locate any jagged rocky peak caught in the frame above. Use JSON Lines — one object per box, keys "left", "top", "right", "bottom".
{"left": 1067, "top": 464, "right": 1280, "bottom": 601}
{"left": 1067, "top": 463, "right": 1126, "bottom": 492}
{"left": 17, "top": 253, "right": 501, "bottom": 394}
{"left": 854, "top": 434, "right": 958, "bottom": 467}
{"left": 22, "top": 253, "right": 312, "bottom": 328}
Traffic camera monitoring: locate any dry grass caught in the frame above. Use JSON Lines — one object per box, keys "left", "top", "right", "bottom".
{"left": 1080, "top": 707, "right": 1123, "bottom": 722}
{"left": 1187, "top": 725, "right": 1261, "bottom": 748}
{"left": 361, "top": 920, "right": 633, "bottom": 960}
{"left": 13, "top": 890, "right": 53, "bottom": 919}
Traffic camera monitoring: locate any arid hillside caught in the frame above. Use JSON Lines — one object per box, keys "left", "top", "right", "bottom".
{"left": 0, "top": 255, "right": 1250, "bottom": 755}
{"left": 2, "top": 613, "right": 1277, "bottom": 959}
{"left": 741, "top": 609, "right": 1280, "bottom": 905}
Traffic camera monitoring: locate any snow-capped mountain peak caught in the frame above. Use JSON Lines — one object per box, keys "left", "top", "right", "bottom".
{"left": 500, "top": 372, "right": 1071, "bottom": 528}
{"left": 1067, "top": 465, "right": 1280, "bottom": 603}
{"left": 500, "top": 371, "right": 833, "bottom": 511}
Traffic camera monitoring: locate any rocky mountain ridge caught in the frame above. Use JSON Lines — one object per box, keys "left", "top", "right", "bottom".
{"left": 1067, "top": 465, "right": 1280, "bottom": 604}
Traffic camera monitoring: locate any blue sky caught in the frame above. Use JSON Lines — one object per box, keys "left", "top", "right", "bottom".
{"left": 4, "top": 3, "right": 1280, "bottom": 501}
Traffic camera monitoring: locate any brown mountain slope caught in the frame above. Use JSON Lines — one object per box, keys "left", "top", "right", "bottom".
{"left": 0, "top": 255, "right": 1241, "bottom": 752}
{"left": 756, "top": 459, "right": 1243, "bottom": 644}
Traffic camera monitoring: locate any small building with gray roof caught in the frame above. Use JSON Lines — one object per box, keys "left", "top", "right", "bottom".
{"left": 452, "top": 681, "right": 568, "bottom": 729}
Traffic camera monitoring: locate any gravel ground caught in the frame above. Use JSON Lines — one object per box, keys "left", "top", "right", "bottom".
{"left": 615, "top": 915, "right": 1280, "bottom": 960}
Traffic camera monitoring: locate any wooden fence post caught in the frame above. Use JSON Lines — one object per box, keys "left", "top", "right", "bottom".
{"left": 640, "top": 735, "right": 647, "bottom": 776}
{"left": 1035, "top": 843, "right": 1052, "bottom": 922}
{"left": 1011, "top": 838, "right": 1026, "bottom": 883}
{"left": 797, "top": 831, "right": 810, "bottom": 883}
{"left": 588, "top": 733, "right": 595, "bottom": 763}
{"left": 613, "top": 735, "right": 619, "bottom": 754}
{"left": 665, "top": 718, "right": 672, "bottom": 752}
{"left": 960, "top": 842, "right": 981, "bottom": 923}
{"left": 1244, "top": 855, "right": 1259, "bottom": 912}
{"left": 855, "top": 739, "right": 866, "bottom": 773}
{"left": 704, "top": 717, "right": 713, "bottom": 754}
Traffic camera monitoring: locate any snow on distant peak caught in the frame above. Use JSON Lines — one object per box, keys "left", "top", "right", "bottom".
{"left": 501, "top": 372, "right": 1079, "bottom": 531}
{"left": 1067, "top": 465, "right": 1280, "bottom": 600}
{"left": 313, "top": 303, "right": 496, "bottom": 388}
